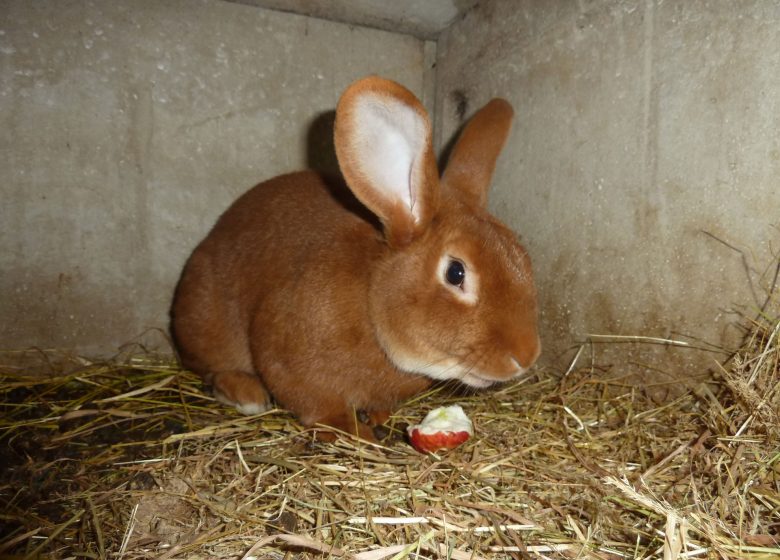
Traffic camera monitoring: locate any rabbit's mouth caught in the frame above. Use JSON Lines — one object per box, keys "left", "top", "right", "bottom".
{"left": 459, "top": 359, "right": 530, "bottom": 388}
{"left": 384, "top": 343, "right": 526, "bottom": 388}
{"left": 460, "top": 372, "right": 496, "bottom": 389}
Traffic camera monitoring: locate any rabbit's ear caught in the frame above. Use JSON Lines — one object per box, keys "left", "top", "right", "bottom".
{"left": 441, "top": 98, "right": 514, "bottom": 210}
{"left": 335, "top": 77, "right": 439, "bottom": 247}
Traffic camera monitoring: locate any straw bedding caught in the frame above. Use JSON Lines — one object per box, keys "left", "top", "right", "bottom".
{"left": 1, "top": 313, "right": 778, "bottom": 559}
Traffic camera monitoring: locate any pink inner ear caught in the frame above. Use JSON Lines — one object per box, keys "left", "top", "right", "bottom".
{"left": 351, "top": 96, "right": 428, "bottom": 222}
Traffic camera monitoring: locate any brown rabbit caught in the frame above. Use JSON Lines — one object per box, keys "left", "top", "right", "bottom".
{"left": 171, "top": 76, "right": 540, "bottom": 442}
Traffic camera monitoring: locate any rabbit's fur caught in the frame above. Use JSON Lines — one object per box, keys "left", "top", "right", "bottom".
{"left": 171, "top": 77, "right": 540, "bottom": 441}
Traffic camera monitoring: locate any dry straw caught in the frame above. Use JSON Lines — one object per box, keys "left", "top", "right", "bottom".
{"left": 1, "top": 312, "right": 778, "bottom": 559}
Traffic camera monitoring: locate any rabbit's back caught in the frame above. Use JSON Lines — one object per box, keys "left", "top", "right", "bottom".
{"left": 178, "top": 172, "right": 379, "bottom": 318}
{"left": 171, "top": 171, "right": 415, "bottom": 430}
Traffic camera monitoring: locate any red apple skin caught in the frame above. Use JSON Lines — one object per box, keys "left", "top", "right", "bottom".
{"left": 408, "top": 428, "right": 471, "bottom": 453}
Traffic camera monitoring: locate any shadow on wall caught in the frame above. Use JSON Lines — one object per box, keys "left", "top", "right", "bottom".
{"left": 306, "top": 110, "right": 339, "bottom": 177}
{"left": 305, "top": 103, "right": 472, "bottom": 185}
{"left": 305, "top": 91, "right": 484, "bottom": 179}
{"left": 301, "top": 109, "right": 380, "bottom": 228}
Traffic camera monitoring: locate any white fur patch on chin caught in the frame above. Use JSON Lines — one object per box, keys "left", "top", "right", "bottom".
{"left": 374, "top": 324, "right": 499, "bottom": 388}
{"left": 213, "top": 390, "right": 271, "bottom": 416}
{"left": 460, "top": 373, "right": 495, "bottom": 389}
{"left": 385, "top": 346, "right": 525, "bottom": 389}
{"left": 386, "top": 349, "right": 489, "bottom": 387}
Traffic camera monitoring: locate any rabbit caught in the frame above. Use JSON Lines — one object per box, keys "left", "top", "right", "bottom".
{"left": 171, "top": 76, "right": 541, "bottom": 442}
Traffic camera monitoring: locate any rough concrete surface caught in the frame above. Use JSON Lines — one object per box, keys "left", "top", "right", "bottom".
{"left": 232, "top": 0, "right": 479, "bottom": 39}
{"left": 4, "top": 0, "right": 779, "bottom": 385}
{"left": 436, "top": 0, "right": 780, "bottom": 382}
{"left": 0, "top": 0, "right": 430, "bottom": 355}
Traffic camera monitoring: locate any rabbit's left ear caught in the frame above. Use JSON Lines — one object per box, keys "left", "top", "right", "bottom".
{"left": 335, "top": 76, "right": 439, "bottom": 248}
{"left": 441, "top": 98, "right": 514, "bottom": 210}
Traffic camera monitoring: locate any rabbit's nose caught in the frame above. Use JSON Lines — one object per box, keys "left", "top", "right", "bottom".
{"left": 511, "top": 333, "right": 541, "bottom": 370}
{"left": 509, "top": 357, "right": 525, "bottom": 375}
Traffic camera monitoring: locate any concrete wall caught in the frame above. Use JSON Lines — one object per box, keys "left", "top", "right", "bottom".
{"left": 235, "top": 0, "right": 479, "bottom": 39}
{"left": 0, "top": 0, "right": 432, "bottom": 354}
{"left": 435, "top": 0, "right": 780, "bottom": 382}
{"left": 4, "top": 0, "right": 779, "bottom": 385}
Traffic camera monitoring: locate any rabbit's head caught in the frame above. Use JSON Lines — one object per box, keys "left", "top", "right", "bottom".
{"left": 335, "top": 77, "right": 540, "bottom": 388}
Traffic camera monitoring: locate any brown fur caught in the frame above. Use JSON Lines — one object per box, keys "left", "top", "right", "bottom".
{"left": 171, "top": 77, "right": 540, "bottom": 442}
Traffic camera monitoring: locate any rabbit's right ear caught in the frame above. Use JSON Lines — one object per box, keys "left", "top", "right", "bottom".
{"left": 441, "top": 98, "right": 514, "bottom": 210}
{"left": 335, "top": 77, "right": 439, "bottom": 248}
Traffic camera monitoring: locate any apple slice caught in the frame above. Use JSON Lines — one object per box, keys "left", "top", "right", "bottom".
{"left": 407, "top": 405, "right": 473, "bottom": 453}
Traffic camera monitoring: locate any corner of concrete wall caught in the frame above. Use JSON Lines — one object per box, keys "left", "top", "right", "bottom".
{"left": 434, "top": 0, "right": 780, "bottom": 383}
{"left": 0, "top": 0, "right": 429, "bottom": 355}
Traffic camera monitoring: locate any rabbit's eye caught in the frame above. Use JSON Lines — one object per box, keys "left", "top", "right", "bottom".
{"left": 445, "top": 260, "right": 466, "bottom": 287}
